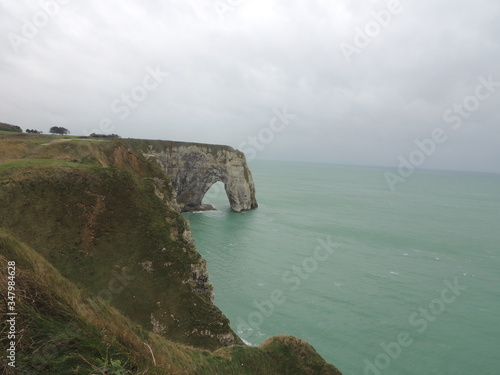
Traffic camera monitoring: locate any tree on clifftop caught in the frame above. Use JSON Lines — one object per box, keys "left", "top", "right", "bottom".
{"left": 49, "top": 126, "right": 70, "bottom": 135}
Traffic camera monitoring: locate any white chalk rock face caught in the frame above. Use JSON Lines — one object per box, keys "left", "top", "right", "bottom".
{"left": 144, "top": 142, "right": 258, "bottom": 212}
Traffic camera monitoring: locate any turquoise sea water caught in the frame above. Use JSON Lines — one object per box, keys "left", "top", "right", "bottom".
{"left": 183, "top": 161, "right": 500, "bottom": 375}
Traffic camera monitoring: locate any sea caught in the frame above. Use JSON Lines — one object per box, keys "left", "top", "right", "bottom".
{"left": 182, "top": 160, "right": 500, "bottom": 375}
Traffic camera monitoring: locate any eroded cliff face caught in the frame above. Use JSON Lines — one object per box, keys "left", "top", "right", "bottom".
{"left": 140, "top": 141, "right": 258, "bottom": 212}
{"left": 0, "top": 138, "right": 241, "bottom": 350}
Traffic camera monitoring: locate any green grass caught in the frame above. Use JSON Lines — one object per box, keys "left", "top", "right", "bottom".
{"left": 0, "top": 158, "right": 87, "bottom": 173}
{"left": 0, "top": 232, "right": 145, "bottom": 374}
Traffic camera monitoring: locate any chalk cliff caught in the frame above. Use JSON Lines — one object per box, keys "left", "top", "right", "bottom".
{"left": 139, "top": 140, "right": 258, "bottom": 212}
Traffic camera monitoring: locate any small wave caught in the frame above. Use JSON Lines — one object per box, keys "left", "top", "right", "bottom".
{"left": 241, "top": 337, "right": 256, "bottom": 346}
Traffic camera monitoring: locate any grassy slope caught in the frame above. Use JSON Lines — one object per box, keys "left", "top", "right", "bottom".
{"left": 0, "top": 133, "right": 342, "bottom": 374}
{"left": 0, "top": 138, "right": 235, "bottom": 350}
{"left": 0, "top": 231, "right": 341, "bottom": 374}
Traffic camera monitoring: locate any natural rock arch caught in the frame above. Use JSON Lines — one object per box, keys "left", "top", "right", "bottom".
{"left": 143, "top": 141, "right": 258, "bottom": 212}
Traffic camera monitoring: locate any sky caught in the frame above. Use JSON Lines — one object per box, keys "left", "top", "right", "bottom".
{"left": 1, "top": 0, "right": 499, "bottom": 173}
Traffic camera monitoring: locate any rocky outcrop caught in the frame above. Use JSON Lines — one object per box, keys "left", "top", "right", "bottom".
{"left": 142, "top": 141, "right": 258, "bottom": 212}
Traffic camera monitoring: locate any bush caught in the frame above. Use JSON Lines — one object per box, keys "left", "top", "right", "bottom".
{"left": 50, "top": 126, "right": 70, "bottom": 135}
{"left": 0, "top": 122, "right": 22, "bottom": 132}
{"left": 89, "top": 133, "right": 121, "bottom": 139}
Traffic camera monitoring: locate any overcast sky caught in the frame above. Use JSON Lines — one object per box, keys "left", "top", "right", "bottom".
{"left": 1, "top": 0, "right": 499, "bottom": 172}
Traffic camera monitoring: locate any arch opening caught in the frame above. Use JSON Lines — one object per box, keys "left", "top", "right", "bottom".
{"left": 202, "top": 181, "right": 230, "bottom": 210}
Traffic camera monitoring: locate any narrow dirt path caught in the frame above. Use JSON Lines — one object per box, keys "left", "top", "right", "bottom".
{"left": 25, "top": 138, "right": 76, "bottom": 158}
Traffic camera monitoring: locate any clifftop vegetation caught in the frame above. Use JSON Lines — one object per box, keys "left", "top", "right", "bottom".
{"left": 0, "top": 122, "right": 22, "bottom": 133}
